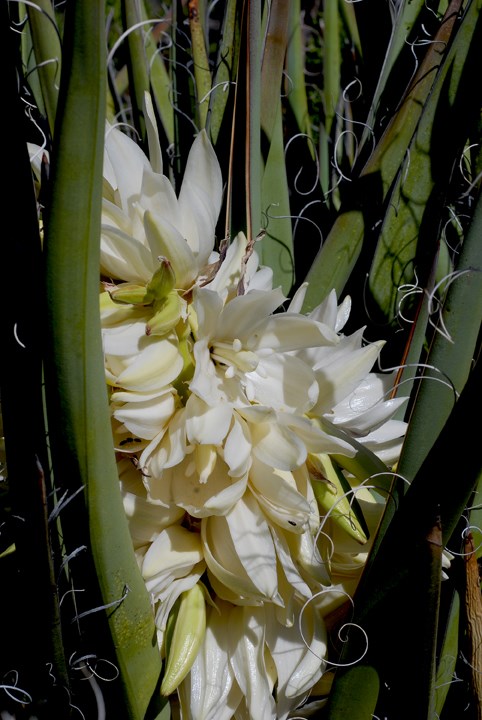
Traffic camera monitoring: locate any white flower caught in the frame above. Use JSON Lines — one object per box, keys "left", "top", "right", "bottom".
{"left": 99, "top": 113, "right": 408, "bottom": 717}
{"left": 102, "top": 95, "right": 223, "bottom": 289}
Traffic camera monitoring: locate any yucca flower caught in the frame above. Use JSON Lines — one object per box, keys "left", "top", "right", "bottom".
{"left": 100, "top": 115, "right": 407, "bottom": 717}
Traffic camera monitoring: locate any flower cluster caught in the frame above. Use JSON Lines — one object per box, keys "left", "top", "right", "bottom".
{"left": 100, "top": 99, "right": 407, "bottom": 719}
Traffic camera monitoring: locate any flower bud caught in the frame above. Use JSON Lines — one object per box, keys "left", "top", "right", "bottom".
{"left": 109, "top": 282, "right": 153, "bottom": 305}
{"left": 308, "top": 453, "right": 368, "bottom": 545}
{"left": 147, "top": 256, "right": 176, "bottom": 300}
{"left": 160, "top": 583, "right": 206, "bottom": 696}
{"left": 146, "top": 292, "right": 183, "bottom": 336}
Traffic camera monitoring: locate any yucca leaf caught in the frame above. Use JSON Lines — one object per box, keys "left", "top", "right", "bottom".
{"left": 188, "top": 0, "right": 211, "bottom": 130}
{"left": 207, "top": 0, "right": 239, "bottom": 146}
{"left": 397, "top": 184, "right": 482, "bottom": 481}
{"left": 285, "top": 0, "right": 313, "bottom": 147}
{"left": 246, "top": 0, "right": 262, "bottom": 242}
{"left": 434, "top": 589, "right": 460, "bottom": 716}
{"left": 323, "top": 0, "right": 341, "bottom": 138}
{"left": 369, "top": 0, "right": 482, "bottom": 320}
{"left": 330, "top": 355, "right": 482, "bottom": 718}
{"left": 43, "top": 2, "right": 162, "bottom": 717}
{"left": 26, "top": 0, "right": 61, "bottom": 137}
{"left": 142, "top": 2, "right": 175, "bottom": 147}
{"left": 260, "top": 0, "right": 291, "bottom": 141}
{"left": 0, "top": 5, "right": 68, "bottom": 710}
{"left": 359, "top": 0, "right": 428, "bottom": 152}
{"left": 324, "top": 665, "right": 380, "bottom": 720}
{"left": 260, "top": 100, "right": 295, "bottom": 294}
{"left": 121, "top": 0, "right": 151, "bottom": 143}
{"left": 301, "top": 0, "right": 464, "bottom": 312}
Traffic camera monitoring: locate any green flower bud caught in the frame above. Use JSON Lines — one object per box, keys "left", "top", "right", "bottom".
{"left": 146, "top": 256, "right": 176, "bottom": 300}
{"left": 308, "top": 453, "right": 368, "bottom": 545}
{"left": 146, "top": 291, "right": 183, "bottom": 336}
{"left": 109, "top": 282, "right": 153, "bottom": 305}
{"left": 160, "top": 583, "right": 206, "bottom": 696}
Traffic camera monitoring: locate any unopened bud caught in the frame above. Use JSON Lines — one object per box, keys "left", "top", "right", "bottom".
{"left": 146, "top": 256, "right": 176, "bottom": 300}
{"left": 146, "top": 292, "right": 183, "bottom": 336}
{"left": 160, "top": 583, "right": 206, "bottom": 696}
{"left": 109, "top": 282, "right": 153, "bottom": 305}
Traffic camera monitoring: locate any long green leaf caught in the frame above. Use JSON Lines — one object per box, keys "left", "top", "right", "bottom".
{"left": 246, "top": 0, "right": 262, "bottom": 242}
{"left": 188, "top": 0, "right": 211, "bottom": 129}
{"left": 398, "top": 185, "right": 482, "bottom": 481}
{"left": 207, "top": 0, "right": 239, "bottom": 146}
{"left": 259, "top": 99, "right": 295, "bottom": 294}
{"left": 324, "top": 665, "right": 380, "bottom": 720}
{"left": 43, "top": 2, "right": 162, "bottom": 717}
{"left": 369, "top": 0, "right": 482, "bottom": 319}
{"left": 26, "top": 0, "right": 61, "bottom": 136}
{"left": 330, "top": 355, "right": 482, "bottom": 718}
{"left": 0, "top": 5, "right": 68, "bottom": 711}
{"left": 434, "top": 589, "right": 460, "bottom": 716}
{"left": 301, "top": 0, "right": 464, "bottom": 312}
{"left": 122, "top": 0, "right": 151, "bottom": 143}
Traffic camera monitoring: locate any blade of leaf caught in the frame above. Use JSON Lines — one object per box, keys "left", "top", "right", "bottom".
{"left": 434, "top": 589, "right": 460, "bottom": 717}
{"left": 122, "top": 0, "right": 151, "bottom": 143}
{"left": 285, "top": 0, "right": 314, "bottom": 149}
{"left": 368, "top": 0, "right": 482, "bottom": 320}
{"left": 0, "top": 7, "right": 69, "bottom": 709}
{"left": 260, "top": 99, "right": 295, "bottom": 294}
{"left": 207, "top": 0, "right": 239, "bottom": 146}
{"left": 301, "top": 0, "right": 464, "bottom": 312}
{"left": 26, "top": 0, "right": 61, "bottom": 137}
{"left": 397, "top": 184, "right": 482, "bottom": 481}
{"left": 142, "top": 2, "right": 175, "bottom": 147}
{"left": 188, "top": 0, "right": 211, "bottom": 130}
{"left": 324, "top": 665, "right": 380, "bottom": 720}
{"left": 43, "top": 2, "right": 163, "bottom": 717}
{"left": 359, "top": 0, "right": 428, "bottom": 152}
{"left": 246, "top": 0, "right": 262, "bottom": 243}
{"left": 260, "top": 0, "right": 291, "bottom": 142}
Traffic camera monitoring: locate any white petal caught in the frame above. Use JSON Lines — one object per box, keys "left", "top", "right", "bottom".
{"left": 225, "top": 492, "right": 280, "bottom": 601}
{"left": 229, "top": 606, "right": 277, "bottom": 720}
{"left": 116, "top": 337, "right": 183, "bottom": 392}
{"left": 313, "top": 341, "right": 384, "bottom": 414}
{"left": 185, "top": 394, "right": 233, "bottom": 445}
{"left": 144, "top": 211, "right": 197, "bottom": 289}
{"left": 202, "top": 493, "right": 280, "bottom": 603}
{"left": 168, "top": 455, "right": 247, "bottom": 517}
{"left": 246, "top": 355, "right": 318, "bottom": 414}
{"left": 202, "top": 517, "right": 272, "bottom": 603}
{"left": 119, "top": 460, "right": 184, "bottom": 546}
{"left": 280, "top": 414, "right": 356, "bottom": 457}
{"left": 104, "top": 123, "right": 150, "bottom": 211}
{"left": 249, "top": 458, "right": 312, "bottom": 532}
{"left": 285, "top": 529, "right": 331, "bottom": 586}
{"left": 102, "top": 319, "right": 150, "bottom": 358}
{"left": 265, "top": 600, "right": 326, "bottom": 716}
{"left": 179, "top": 602, "right": 243, "bottom": 720}
{"left": 217, "top": 289, "right": 286, "bottom": 342}
{"left": 269, "top": 526, "right": 312, "bottom": 600}
{"left": 154, "top": 565, "right": 205, "bottom": 634}
{"left": 142, "top": 524, "right": 203, "bottom": 580}
{"left": 101, "top": 222, "right": 153, "bottom": 283}
{"left": 112, "top": 392, "right": 175, "bottom": 439}
{"left": 143, "top": 407, "right": 188, "bottom": 476}
{"left": 223, "top": 414, "right": 252, "bottom": 477}
{"left": 143, "top": 92, "right": 163, "bottom": 174}
{"left": 208, "top": 232, "right": 248, "bottom": 295}
{"left": 247, "top": 315, "right": 338, "bottom": 352}
{"left": 250, "top": 420, "right": 307, "bottom": 471}
{"left": 178, "top": 129, "right": 223, "bottom": 266}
